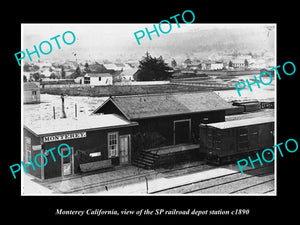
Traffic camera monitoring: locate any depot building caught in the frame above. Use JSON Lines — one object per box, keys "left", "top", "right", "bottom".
{"left": 23, "top": 114, "right": 138, "bottom": 180}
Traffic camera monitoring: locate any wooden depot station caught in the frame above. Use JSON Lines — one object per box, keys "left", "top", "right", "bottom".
{"left": 23, "top": 91, "right": 239, "bottom": 180}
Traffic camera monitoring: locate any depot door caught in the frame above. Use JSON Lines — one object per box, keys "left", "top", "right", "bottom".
{"left": 119, "top": 135, "right": 130, "bottom": 165}
{"left": 61, "top": 147, "right": 74, "bottom": 177}
{"left": 174, "top": 119, "right": 191, "bottom": 145}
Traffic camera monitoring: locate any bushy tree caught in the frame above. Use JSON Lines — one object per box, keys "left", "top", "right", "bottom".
{"left": 137, "top": 52, "right": 172, "bottom": 81}
{"left": 244, "top": 59, "right": 249, "bottom": 68}
{"left": 71, "top": 66, "right": 82, "bottom": 79}
{"left": 171, "top": 58, "right": 177, "bottom": 68}
{"left": 61, "top": 66, "right": 66, "bottom": 79}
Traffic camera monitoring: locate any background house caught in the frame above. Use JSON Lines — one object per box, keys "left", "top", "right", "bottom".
{"left": 84, "top": 73, "right": 113, "bottom": 85}
{"left": 119, "top": 68, "right": 138, "bottom": 81}
{"left": 232, "top": 59, "right": 245, "bottom": 68}
{"left": 24, "top": 82, "right": 40, "bottom": 104}
{"left": 210, "top": 61, "right": 224, "bottom": 70}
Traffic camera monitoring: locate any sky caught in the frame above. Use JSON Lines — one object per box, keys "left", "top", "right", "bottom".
{"left": 22, "top": 24, "right": 275, "bottom": 63}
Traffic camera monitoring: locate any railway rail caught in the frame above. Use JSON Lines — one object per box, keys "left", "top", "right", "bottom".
{"left": 65, "top": 162, "right": 211, "bottom": 194}
{"left": 45, "top": 161, "right": 274, "bottom": 194}
{"left": 149, "top": 165, "right": 274, "bottom": 194}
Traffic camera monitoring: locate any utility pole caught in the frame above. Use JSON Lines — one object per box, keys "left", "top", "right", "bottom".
{"left": 61, "top": 94, "right": 67, "bottom": 118}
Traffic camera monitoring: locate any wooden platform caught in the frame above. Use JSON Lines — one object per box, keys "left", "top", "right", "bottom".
{"left": 132, "top": 144, "right": 201, "bottom": 169}
{"left": 145, "top": 143, "right": 200, "bottom": 155}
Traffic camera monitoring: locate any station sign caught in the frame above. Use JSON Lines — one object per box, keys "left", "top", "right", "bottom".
{"left": 43, "top": 132, "right": 86, "bottom": 143}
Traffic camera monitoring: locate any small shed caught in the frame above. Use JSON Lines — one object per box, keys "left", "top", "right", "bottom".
{"left": 23, "top": 114, "right": 138, "bottom": 180}
{"left": 23, "top": 82, "right": 40, "bottom": 104}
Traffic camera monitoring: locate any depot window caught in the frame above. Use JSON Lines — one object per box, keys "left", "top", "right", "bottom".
{"left": 108, "top": 132, "right": 118, "bottom": 158}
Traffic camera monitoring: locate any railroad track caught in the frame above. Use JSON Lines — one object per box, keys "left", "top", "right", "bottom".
{"left": 159, "top": 161, "right": 213, "bottom": 175}
{"left": 149, "top": 165, "right": 274, "bottom": 194}
{"left": 65, "top": 162, "right": 211, "bottom": 194}
{"left": 54, "top": 162, "right": 274, "bottom": 194}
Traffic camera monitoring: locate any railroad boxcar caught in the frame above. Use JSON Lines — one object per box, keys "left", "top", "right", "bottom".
{"left": 199, "top": 116, "right": 274, "bottom": 164}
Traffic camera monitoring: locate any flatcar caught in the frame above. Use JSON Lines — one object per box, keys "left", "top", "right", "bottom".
{"left": 199, "top": 116, "right": 274, "bottom": 164}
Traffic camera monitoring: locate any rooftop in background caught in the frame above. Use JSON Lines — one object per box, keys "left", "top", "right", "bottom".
{"left": 84, "top": 73, "right": 112, "bottom": 77}
{"left": 24, "top": 114, "right": 138, "bottom": 136}
{"left": 24, "top": 82, "right": 39, "bottom": 90}
{"left": 93, "top": 92, "right": 236, "bottom": 120}
{"left": 204, "top": 116, "right": 274, "bottom": 129}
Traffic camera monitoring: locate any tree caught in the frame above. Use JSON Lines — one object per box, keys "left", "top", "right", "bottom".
{"left": 229, "top": 60, "right": 233, "bottom": 67}
{"left": 184, "top": 58, "right": 192, "bottom": 65}
{"left": 31, "top": 72, "right": 40, "bottom": 82}
{"left": 61, "top": 66, "right": 66, "bottom": 79}
{"left": 23, "top": 63, "right": 31, "bottom": 72}
{"left": 171, "top": 58, "right": 177, "bottom": 68}
{"left": 84, "top": 63, "right": 91, "bottom": 73}
{"left": 50, "top": 73, "right": 59, "bottom": 79}
{"left": 244, "top": 59, "right": 249, "bottom": 68}
{"left": 72, "top": 66, "right": 82, "bottom": 79}
{"left": 137, "top": 52, "right": 172, "bottom": 81}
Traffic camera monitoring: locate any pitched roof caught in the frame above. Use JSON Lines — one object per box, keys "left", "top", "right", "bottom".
{"left": 24, "top": 82, "right": 39, "bottom": 90}
{"left": 120, "top": 68, "right": 138, "bottom": 77}
{"left": 85, "top": 73, "right": 112, "bottom": 78}
{"left": 103, "top": 64, "right": 120, "bottom": 70}
{"left": 93, "top": 92, "right": 235, "bottom": 120}
{"left": 24, "top": 114, "right": 138, "bottom": 136}
{"left": 232, "top": 59, "right": 245, "bottom": 64}
{"left": 205, "top": 116, "right": 274, "bottom": 129}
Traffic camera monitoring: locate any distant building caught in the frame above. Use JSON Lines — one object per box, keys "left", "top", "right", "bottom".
{"left": 23, "top": 72, "right": 31, "bottom": 81}
{"left": 127, "top": 61, "right": 140, "bottom": 68}
{"left": 200, "top": 61, "right": 223, "bottom": 70}
{"left": 40, "top": 69, "right": 52, "bottom": 78}
{"left": 120, "top": 68, "right": 138, "bottom": 81}
{"left": 103, "top": 64, "right": 121, "bottom": 71}
{"left": 84, "top": 73, "right": 113, "bottom": 85}
{"left": 210, "top": 61, "right": 224, "bottom": 70}
{"left": 24, "top": 82, "right": 40, "bottom": 104}
{"left": 93, "top": 92, "right": 235, "bottom": 148}
{"left": 187, "top": 62, "right": 201, "bottom": 71}
{"left": 232, "top": 59, "right": 245, "bottom": 68}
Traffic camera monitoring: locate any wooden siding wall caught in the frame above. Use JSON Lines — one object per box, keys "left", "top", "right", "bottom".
{"left": 199, "top": 122, "right": 274, "bottom": 157}
{"left": 24, "top": 126, "right": 133, "bottom": 179}
{"left": 24, "top": 90, "right": 40, "bottom": 103}
{"left": 132, "top": 111, "right": 225, "bottom": 154}
{"left": 42, "top": 127, "right": 133, "bottom": 179}
{"left": 23, "top": 129, "right": 42, "bottom": 179}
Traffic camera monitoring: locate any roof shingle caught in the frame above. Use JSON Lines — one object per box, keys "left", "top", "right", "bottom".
{"left": 94, "top": 92, "right": 235, "bottom": 120}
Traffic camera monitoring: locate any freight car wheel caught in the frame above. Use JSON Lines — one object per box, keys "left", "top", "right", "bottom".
{"left": 218, "top": 157, "right": 223, "bottom": 165}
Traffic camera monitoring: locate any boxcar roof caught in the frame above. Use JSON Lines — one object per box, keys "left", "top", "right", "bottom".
{"left": 93, "top": 92, "right": 235, "bottom": 120}
{"left": 24, "top": 114, "right": 138, "bottom": 136}
{"left": 205, "top": 116, "right": 274, "bottom": 129}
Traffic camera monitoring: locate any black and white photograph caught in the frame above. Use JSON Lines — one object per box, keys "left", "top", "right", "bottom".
{"left": 5, "top": 4, "right": 300, "bottom": 222}
{"left": 21, "top": 23, "right": 276, "bottom": 195}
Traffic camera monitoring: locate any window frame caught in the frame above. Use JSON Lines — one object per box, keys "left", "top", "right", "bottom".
{"left": 24, "top": 136, "right": 32, "bottom": 163}
{"left": 108, "top": 132, "right": 119, "bottom": 158}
